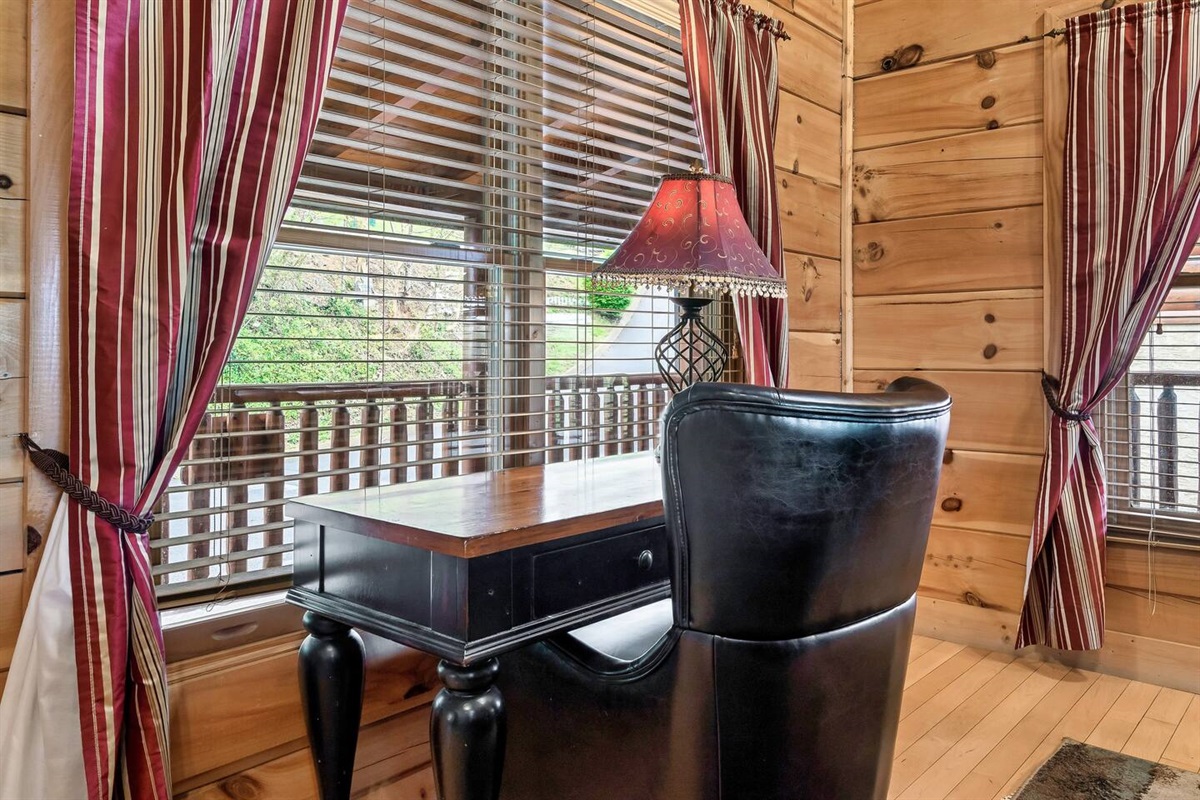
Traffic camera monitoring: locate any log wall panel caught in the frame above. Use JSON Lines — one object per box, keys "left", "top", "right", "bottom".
{"left": 853, "top": 125, "right": 1042, "bottom": 223}
{"left": 920, "top": 526, "right": 1028, "bottom": 615}
{"left": 1105, "top": 587, "right": 1200, "bottom": 650}
{"left": 0, "top": 0, "right": 26, "bottom": 112}
{"left": 0, "top": 114, "right": 26, "bottom": 199}
{"left": 778, "top": 169, "right": 841, "bottom": 259}
{"left": 854, "top": 290, "right": 1043, "bottom": 371}
{"left": 853, "top": 206, "right": 1043, "bottom": 296}
{"left": 855, "top": 43, "right": 1042, "bottom": 150}
{"left": 786, "top": 331, "right": 841, "bottom": 391}
{"left": 0, "top": 377, "right": 24, "bottom": 480}
{"left": 168, "top": 634, "right": 439, "bottom": 788}
{"left": 177, "top": 699, "right": 434, "bottom": 800}
{"left": 914, "top": 598, "right": 1200, "bottom": 694}
{"left": 933, "top": 449, "right": 1041, "bottom": 538}
{"left": 786, "top": 253, "right": 841, "bottom": 332}
{"left": 775, "top": 9, "right": 843, "bottom": 113}
{"left": 1107, "top": 543, "right": 1200, "bottom": 601}
{"left": 750, "top": 0, "right": 843, "bottom": 40}
{"left": 853, "top": 0, "right": 1133, "bottom": 78}
{"left": 854, "top": 0, "right": 1200, "bottom": 685}
{"left": 0, "top": 570, "right": 21, "bottom": 670}
{"left": 0, "top": 201, "right": 23, "bottom": 295}
{"left": 0, "top": 483, "right": 21, "bottom": 573}
{"left": 854, "top": 369, "right": 1044, "bottom": 454}
{"left": 776, "top": 89, "right": 841, "bottom": 186}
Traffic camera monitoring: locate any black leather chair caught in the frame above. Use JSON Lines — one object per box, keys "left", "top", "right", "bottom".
{"left": 498, "top": 378, "right": 951, "bottom": 800}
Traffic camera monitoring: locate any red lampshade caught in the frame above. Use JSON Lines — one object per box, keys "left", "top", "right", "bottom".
{"left": 592, "top": 173, "right": 786, "bottom": 298}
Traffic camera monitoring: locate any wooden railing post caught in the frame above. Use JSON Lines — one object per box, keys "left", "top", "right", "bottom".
{"left": 362, "top": 400, "right": 380, "bottom": 488}
{"left": 332, "top": 401, "right": 351, "bottom": 492}
{"left": 417, "top": 400, "right": 434, "bottom": 481}
{"left": 228, "top": 404, "right": 250, "bottom": 574}
{"left": 391, "top": 402, "right": 409, "bottom": 484}
{"left": 263, "top": 408, "right": 286, "bottom": 569}
{"left": 443, "top": 398, "right": 461, "bottom": 478}
{"left": 1158, "top": 384, "right": 1178, "bottom": 509}
{"left": 300, "top": 403, "right": 319, "bottom": 497}
{"left": 184, "top": 414, "right": 215, "bottom": 582}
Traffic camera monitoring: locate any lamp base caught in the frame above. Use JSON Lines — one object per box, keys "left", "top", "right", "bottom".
{"left": 654, "top": 297, "right": 728, "bottom": 393}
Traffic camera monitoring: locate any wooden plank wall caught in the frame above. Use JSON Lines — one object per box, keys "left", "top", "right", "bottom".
{"left": 851, "top": 0, "right": 1200, "bottom": 692}
{"left": 743, "top": 0, "right": 846, "bottom": 390}
{"left": 0, "top": 0, "right": 28, "bottom": 693}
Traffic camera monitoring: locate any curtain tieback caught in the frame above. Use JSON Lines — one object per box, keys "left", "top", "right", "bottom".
{"left": 19, "top": 434, "right": 155, "bottom": 535}
{"left": 1040, "top": 372, "right": 1091, "bottom": 422}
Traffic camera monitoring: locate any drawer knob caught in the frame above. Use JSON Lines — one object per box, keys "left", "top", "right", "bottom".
{"left": 637, "top": 549, "right": 654, "bottom": 571}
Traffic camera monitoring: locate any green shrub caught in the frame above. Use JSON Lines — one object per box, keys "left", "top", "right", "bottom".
{"left": 585, "top": 278, "right": 634, "bottom": 321}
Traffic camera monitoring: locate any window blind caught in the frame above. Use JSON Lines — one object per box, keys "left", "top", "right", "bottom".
{"left": 151, "top": 0, "right": 703, "bottom": 603}
{"left": 1101, "top": 247, "right": 1200, "bottom": 543}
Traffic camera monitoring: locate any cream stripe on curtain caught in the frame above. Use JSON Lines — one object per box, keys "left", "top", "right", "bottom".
{"left": 1020, "top": 0, "right": 1200, "bottom": 650}
{"left": 678, "top": 0, "right": 789, "bottom": 388}
{"left": 0, "top": 2, "right": 347, "bottom": 798}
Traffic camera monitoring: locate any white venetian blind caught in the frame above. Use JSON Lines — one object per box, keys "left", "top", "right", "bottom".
{"left": 151, "top": 0, "right": 703, "bottom": 603}
{"left": 1101, "top": 246, "right": 1200, "bottom": 543}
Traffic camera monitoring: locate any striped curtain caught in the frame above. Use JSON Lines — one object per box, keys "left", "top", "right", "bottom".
{"left": 678, "top": 0, "right": 789, "bottom": 388}
{"left": 1019, "top": 0, "right": 1200, "bottom": 650}
{"left": 0, "top": 2, "right": 346, "bottom": 798}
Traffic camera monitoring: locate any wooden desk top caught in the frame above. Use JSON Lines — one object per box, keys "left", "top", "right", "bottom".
{"left": 285, "top": 452, "right": 664, "bottom": 559}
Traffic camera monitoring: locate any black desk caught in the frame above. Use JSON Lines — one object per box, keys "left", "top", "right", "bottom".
{"left": 286, "top": 453, "right": 667, "bottom": 800}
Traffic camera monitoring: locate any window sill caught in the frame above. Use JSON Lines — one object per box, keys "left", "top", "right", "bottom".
{"left": 161, "top": 590, "right": 304, "bottom": 663}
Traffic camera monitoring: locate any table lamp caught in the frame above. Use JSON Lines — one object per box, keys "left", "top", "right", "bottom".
{"left": 591, "top": 170, "right": 786, "bottom": 392}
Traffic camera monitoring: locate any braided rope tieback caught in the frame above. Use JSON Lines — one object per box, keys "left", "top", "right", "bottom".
{"left": 18, "top": 434, "right": 154, "bottom": 535}
{"left": 1040, "top": 372, "right": 1092, "bottom": 423}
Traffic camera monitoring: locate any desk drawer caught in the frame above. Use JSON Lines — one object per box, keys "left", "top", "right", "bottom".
{"left": 531, "top": 525, "right": 669, "bottom": 618}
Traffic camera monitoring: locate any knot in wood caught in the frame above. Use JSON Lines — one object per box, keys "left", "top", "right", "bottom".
{"left": 941, "top": 497, "right": 963, "bottom": 512}
{"left": 881, "top": 43, "right": 923, "bottom": 72}
{"left": 976, "top": 51, "right": 997, "bottom": 69}
{"left": 983, "top": 343, "right": 999, "bottom": 359}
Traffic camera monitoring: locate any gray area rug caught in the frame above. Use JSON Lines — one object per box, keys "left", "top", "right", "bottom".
{"left": 1011, "top": 739, "right": 1200, "bottom": 799}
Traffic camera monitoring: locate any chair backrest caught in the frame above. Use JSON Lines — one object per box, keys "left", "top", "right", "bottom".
{"left": 659, "top": 378, "right": 951, "bottom": 641}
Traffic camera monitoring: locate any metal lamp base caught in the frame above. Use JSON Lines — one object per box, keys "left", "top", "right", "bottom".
{"left": 654, "top": 297, "right": 728, "bottom": 393}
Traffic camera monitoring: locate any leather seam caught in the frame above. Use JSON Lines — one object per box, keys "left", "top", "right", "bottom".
{"left": 710, "top": 594, "right": 918, "bottom": 646}
{"left": 543, "top": 626, "right": 683, "bottom": 684}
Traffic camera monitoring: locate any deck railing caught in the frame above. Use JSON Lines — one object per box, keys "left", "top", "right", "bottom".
{"left": 1101, "top": 370, "right": 1200, "bottom": 526}
{"left": 153, "top": 374, "right": 670, "bottom": 600}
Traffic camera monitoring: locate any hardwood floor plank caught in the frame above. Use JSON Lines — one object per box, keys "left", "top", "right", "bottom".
{"left": 1122, "top": 688, "right": 1196, "bottom": 765}
{"left": 1085, "top": 680, "right": 1162, "bottom": 753}
{"left": 888, "top": 657, "right": 1037, "bottom": 798}
{"left": 1159, "top": 695, "right": 1200, "bottom": 772}
{"left": 908, "top": 634, "right": 942, "bottom": 662}
{"left": 943, "top": 668, "right": 1097, "bottom": 800}
{"left": 901, "top": 647, "right": 989, "bottom": 721}
{"left": 905, "top": 640, "right": 967, "bottom": 688}
{"left": 993, "top": 673, "right": 1130, "bottom": 800}
{"left": 894, "top": 652, "right": 1015, "bottom": 755}
{"left": 897, "top": 662, "right": 1070, "bottom": 800}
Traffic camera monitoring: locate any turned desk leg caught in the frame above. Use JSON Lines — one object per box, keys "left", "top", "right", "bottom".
{"left": 299, "top": 611, "right": 365, "bottom": 800}
{"left": 430, "top": 658, "right": 506, "bottom": 800}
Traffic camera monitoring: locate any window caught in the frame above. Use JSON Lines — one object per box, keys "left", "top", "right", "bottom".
{"left": 151, "top": 0, "right": 703, "bottom": 604}
{"left": 1101, "top": 244, "right": 1200, "bottom": 542}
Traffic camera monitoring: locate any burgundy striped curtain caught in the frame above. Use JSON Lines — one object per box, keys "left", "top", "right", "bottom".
{"left": 678, "top": 0, "right": 789, "bottom": 387}
{"left": 1019, "top": 0, "right": 1200, "bottom": 651}
{"left": 0, "top": 2, "right": 347, "bottom": 798}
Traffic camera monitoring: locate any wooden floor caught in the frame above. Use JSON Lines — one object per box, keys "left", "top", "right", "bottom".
{"left": 890, "top": 635, "right": 1200, "bottom": 799}
{"left": 342, "top": 634, "right": 1200, "bottom": 799}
